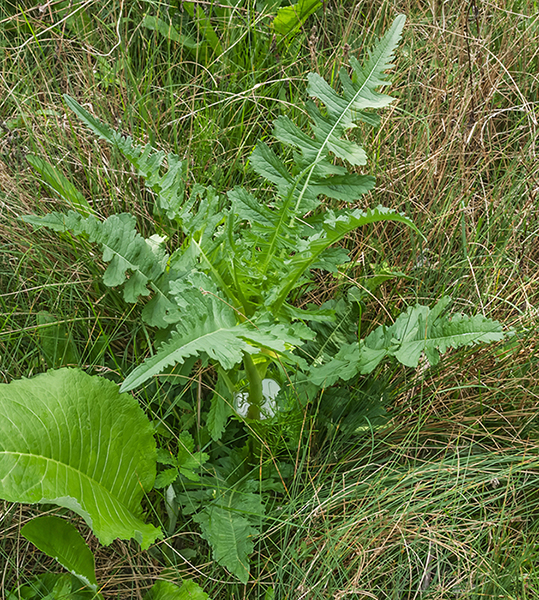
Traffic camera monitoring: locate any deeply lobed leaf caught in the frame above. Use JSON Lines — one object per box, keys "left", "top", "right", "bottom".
{"left": 63, "top": 95, "right": 187, "bottom": 220}
{"left": 121, "top": 276, "right": 313, "bottom": 392}
{"left": 193, "top": 490, "right": 265, "bottom": 583}
{"left": 22, "top": 211, "right": 168, "bottom": 303}
{"left": 310, "top": 297, "right": 509, "bottom": 386}
{"left": 251, "top": 14, "right": 406, "bottom": 216}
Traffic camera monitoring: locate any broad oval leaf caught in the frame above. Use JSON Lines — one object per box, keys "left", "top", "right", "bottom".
{"left": 21, "top": 516, "right": 98, "bottom": 592}
{"left": 0, "top": 368, "right": 161, "bottom": 549}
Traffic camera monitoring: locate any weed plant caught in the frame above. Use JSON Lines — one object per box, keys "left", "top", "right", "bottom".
{"left": 1, "top": 0, "right": 539, "bottom": 598}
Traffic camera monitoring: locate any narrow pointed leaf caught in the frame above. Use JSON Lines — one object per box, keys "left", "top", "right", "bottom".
{"left": 27, "top": 155, "right": 94, "bottom": 217}
{"left": 142, "top": 14, "right": 198, "bottom": 49}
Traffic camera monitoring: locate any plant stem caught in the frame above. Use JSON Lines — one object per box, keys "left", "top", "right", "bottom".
{"left": 243, "top": 353, "right": 263, "bottom": 420}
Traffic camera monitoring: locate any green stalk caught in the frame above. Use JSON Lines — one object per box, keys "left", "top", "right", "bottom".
{"left": 243, "top": 353, "right": 263, "bottom": 420}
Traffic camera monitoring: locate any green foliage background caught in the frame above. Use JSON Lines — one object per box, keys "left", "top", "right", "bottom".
{"left": 1, "top": 0, "right": 538, "bottom": 598}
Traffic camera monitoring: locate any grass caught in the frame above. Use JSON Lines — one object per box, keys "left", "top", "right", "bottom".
{"left": 1, "top": 0, "right": 539, "bottom": 598}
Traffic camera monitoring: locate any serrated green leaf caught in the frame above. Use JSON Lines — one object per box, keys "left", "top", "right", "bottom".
{"left": 310, "top": 298, "right": 509, "bottom": 384}
{"left": 193, "top": 490, "right": 264, "bottom": 583}
{"left": 360, "top": 298, "right": 507, "bottom": 371}
{"left": 21, "top": 516, "right": 98, "bottom": 592}
{"left": 22, "top": 211, "right": 168, "bottom": 303}
{"left": 229, "top": 17, "right": 412, "bottom": 306}
{"left": 144, "top": 579, "right": 209, "bottom": 600}
{"left": 120, "top": 280, "right": 313, "bottom": 391}
{"left": 252, "top": 15, "right": 406, "bottom": 221}
{"left": 0, "top": 369, "right": 161, "bottom": 549}
{"left": 177, "top": 432, "right": 209, "bottom": 481}
{"left": 156, "top": 448, "right": 177, "bottom": 467}
{"left": 249, "top": 142, "right": 293, "bottom": 190}
{"left": 228, "top": 186, "right": 274, "bottom": 227}
{"left": 154, "top": 468, "right": 179, "bottom": 489}
{"left": 119, "top": 303, "right": 244, "bottom": 391}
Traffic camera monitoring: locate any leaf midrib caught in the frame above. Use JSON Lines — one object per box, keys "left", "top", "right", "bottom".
{"left": 296, "top": 27, "right": 397, "bottom": 209}
{"left": 0, "top": 450, "right": 139, "bottom": 517}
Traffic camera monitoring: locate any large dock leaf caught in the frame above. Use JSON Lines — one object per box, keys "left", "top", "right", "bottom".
{"left": 0, "top": 368, "right": 161, "bottom": 549}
